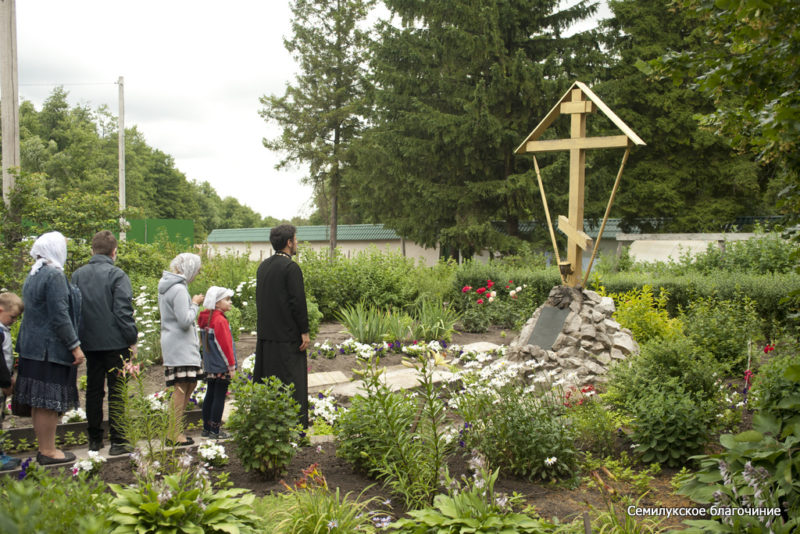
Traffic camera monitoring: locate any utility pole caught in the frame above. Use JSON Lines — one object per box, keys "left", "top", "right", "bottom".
{"left": 117, "top": 76, "right": 126, "bottom": 240}
{"left": 1, "top": 0, "right": 20, "bottom": 207}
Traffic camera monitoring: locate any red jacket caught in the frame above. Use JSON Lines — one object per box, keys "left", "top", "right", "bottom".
{"left": 197, "top": 309, "right": 235, "bottom": 367}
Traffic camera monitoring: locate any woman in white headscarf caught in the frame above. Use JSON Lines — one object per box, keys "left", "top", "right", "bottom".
{"left": 157, "top": 253, "right": 204, "bottom": 446}
{"left": 16, "top": 231, "right": 86, "bottom": 465}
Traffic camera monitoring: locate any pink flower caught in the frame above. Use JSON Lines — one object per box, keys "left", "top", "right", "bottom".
{"left": 462, "top": 286, "right": 472, "bottom": 293}
{"left": 476, "top": 287, "right": 487, "bottom": 295}
{"left": 487, "top": 279, "right": 494, "bottom": 289}
{"left": 476, "top": 298, "right": 484, "bottom": 304}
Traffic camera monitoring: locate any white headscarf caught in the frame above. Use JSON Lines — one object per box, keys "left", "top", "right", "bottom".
{"left": 29, "top": 231, "right": 67, "bottom": 275}
{"left": 169, "top": 253, "right": 202, "bottom": 283}
{"left": 203, "top": 286, "right": 234, "bottom": 310}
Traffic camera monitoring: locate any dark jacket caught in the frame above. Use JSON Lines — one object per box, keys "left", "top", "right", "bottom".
{"left": 0, "top": 331, "right": 10, "bottom": 388}
{"left": 18, "top": 265, "right": 81, "bottom": 366}
{"left": 256, "top": 254, "right": 309, "bottom": 343}
{"left": 72, "top": 254, "right": 138, "bottom": 351}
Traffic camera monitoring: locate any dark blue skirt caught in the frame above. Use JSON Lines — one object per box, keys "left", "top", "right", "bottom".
{"left": 15, "top": 357, "right": 79, "bottom": 414}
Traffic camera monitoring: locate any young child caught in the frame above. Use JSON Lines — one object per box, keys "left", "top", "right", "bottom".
{"left": 198, "top": 286, "right": 237, "bottom": 439}
{"left": 0, "top": 292, "right": 23, "bottom": 470}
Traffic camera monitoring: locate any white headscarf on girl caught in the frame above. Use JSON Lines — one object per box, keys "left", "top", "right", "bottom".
{"left": 29, "top": 231, "right": 67, "bottom": 276}
{"left": 169, "top": 253, "right": 202, "bottom": 283}
{"left": 203, "top": 286, "right": 234, "bottom": 310}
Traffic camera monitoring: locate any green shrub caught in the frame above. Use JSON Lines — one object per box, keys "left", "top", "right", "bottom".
{"left": 630, "top": 387, "right": 713, "bottom": 468}
{"left": 566, "top": 385, "right": 620, "bottom": 457}
{"left": 307, "top": 296, "right": 323, "bottom": 340}
{"left": 227, "top": 376, "right": 301, "bottom": 478}
{"left": 456, "top": 277, "right": 541, "bottom": 332}
{"left": 460, "top": 306, "right": 491, "bottom": 333}
{"left": 336, "top": 356, "right": 451, "bottom": 509}
{"left": 606, "top": 285, "right": 683, "bottom": 345}
{"left": 452, "top": 262, "right": 558, "bottom": 316}
{"left": 193, "top": 248, "right": 256, "bottom": 294}
{"left": 0, "top": 464, "right": 111, "bottom": 533}
{"left": 675, "top": 230, "right": 800, "bottom": 275}
{"left": 460, "top": 382, "right": 577, "bottom": 481}
{"left": 681, "top": 296, "right": 762, "bottom": 373}
{"left": 750, "top": 344, "right": 800, "bottom": 434}
{"left": 604, "top": 334, "right": 722, "bottom": 413}
{"left": 301, "top": 246, "right": 420, "bottom": 319}
{"left": 593, "top": 270, "right": 800, "bottom": 339}
{"left": 109, "top": 470, "right": 259, "bottom": 534}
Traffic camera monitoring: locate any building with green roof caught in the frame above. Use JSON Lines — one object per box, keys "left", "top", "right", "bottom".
{"left": 205, "top": 223, "right": 441, "bottom": 265}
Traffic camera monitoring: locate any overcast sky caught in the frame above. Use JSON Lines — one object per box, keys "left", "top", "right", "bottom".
{"left": 9, "top": 0, "right": 609, "bottom": 222}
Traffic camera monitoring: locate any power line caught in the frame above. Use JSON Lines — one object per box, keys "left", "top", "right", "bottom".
{"left": 19, "top": 81, "right": 117, "bottom": 86}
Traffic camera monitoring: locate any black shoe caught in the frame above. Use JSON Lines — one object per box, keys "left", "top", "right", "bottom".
{"left": 37, "top": 451, "right": 76, "bottom": 465}
{"left": 201, "top": 429, "right": 212, "bottom": 438}
{"left": 88, "top": 440, "right": 103, "bottom": 452}
{"left": 109, "top": 443, "right": 134, "bottom": 456}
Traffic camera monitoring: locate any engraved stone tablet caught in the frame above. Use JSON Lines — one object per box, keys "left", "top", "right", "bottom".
{"left": 527, "top": 305, "right": 571, "bottom": 350}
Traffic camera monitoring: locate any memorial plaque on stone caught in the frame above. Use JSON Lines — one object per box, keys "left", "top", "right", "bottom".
{"left": 527, "top": 306, "right": 571, "bottom": 350}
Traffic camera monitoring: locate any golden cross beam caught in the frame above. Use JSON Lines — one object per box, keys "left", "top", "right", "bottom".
{"left": 515, "top": 81, "right": 645, "bottom": 287}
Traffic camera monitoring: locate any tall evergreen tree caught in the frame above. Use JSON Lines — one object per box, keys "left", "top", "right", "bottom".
{"left": 260, "top": 0, "right": 374, "bottom": 256}
{"left": 349, "top": 0, "right": 601, "bottom": 255}
{"left": 592, "top": 0, "right": 765, "bottom": 232}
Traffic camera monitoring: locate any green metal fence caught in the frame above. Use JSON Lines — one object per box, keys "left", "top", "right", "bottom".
{"left": 125, "top": 219, "right": 194, "bottom": 246}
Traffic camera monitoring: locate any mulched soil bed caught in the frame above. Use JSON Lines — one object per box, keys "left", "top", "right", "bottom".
{"left": 96, "top": 439, "right": 703, "bottom": 529}
{"left": 8, "top": 323, "right": 706, "bottom": 528}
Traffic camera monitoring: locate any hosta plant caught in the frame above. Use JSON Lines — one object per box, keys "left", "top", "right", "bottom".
{"left": 108, "top": 467, "right": 259, "bottom": 533}
{"left": 389, "top": 451, "right": 555, "bottom": 533}
{"left": 676, "top": 414, "right": 799, "bottom": 533}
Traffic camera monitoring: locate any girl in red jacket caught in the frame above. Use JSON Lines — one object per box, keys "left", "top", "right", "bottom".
{"left": 198, "top": 286, "right": 237, "bottom": 439}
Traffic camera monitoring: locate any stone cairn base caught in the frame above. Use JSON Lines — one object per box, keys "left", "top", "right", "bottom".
{"left": 508, "top": 286, "right": 639, "bottom": 387}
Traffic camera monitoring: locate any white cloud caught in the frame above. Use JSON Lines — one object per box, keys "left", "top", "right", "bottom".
{"left": 11, "top": 0, "right": 313, "bottom": 221}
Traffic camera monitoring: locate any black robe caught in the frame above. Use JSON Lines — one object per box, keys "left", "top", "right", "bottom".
{"left": 254, "top": 253, "right": 310, "bottom": 427}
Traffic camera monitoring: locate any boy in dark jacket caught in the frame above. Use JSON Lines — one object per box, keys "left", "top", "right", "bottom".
{"left": 71, "top": 231, "right": 138, "bottom": 455}
{"left": 198, "top": 286, "right": 236, "bottom": 439}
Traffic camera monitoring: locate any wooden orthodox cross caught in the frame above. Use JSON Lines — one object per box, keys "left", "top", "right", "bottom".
{"left": 515, "top": 81, "right": 645, "bottom": 287}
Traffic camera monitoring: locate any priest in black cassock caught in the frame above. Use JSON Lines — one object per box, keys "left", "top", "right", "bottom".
{"left": 254, "top": 224, "right": 311, "bottom": 427}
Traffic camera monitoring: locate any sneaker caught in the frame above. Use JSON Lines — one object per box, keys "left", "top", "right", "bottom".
{"left": 201, "top": 429, "right": 212, "bottom": 438}
{"left": 0, "top": 454, "right": 21, "bottom": 471}
{"left": 88, "top": 440, "right": 103, "bottom": 452}
{"left": 210, "top": 430, "right": 230, "bottom": 440}
{"left": 109, "top": 443, "right": 134, "bottom": 456}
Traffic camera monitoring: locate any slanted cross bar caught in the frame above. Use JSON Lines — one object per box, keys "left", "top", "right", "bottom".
{"left": 515, "top": 81, "right": 645, "bottom": 288}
